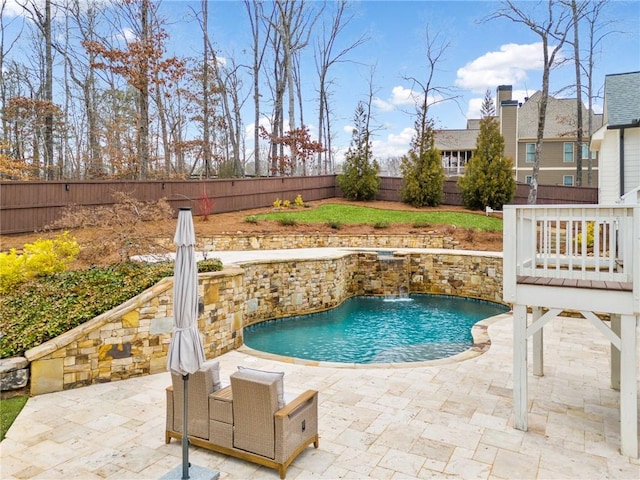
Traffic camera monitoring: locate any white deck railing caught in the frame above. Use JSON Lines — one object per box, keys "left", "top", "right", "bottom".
{"left": 503, "top": 205, "right": 639, "bottom": 308}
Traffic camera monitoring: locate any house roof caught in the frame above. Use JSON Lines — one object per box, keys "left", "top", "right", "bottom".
{"left": 603, "top": 71, "right": 640, "bottom": 127}
{"left": 518, "top": 91, "right": 603, "bottom": 139}
{"left": 434, "top": 129, "right": 478, "bottom": 151}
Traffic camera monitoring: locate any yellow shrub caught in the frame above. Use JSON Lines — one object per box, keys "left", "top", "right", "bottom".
{"left": 577, "top": 222, "right": 596, "bottom": 249}
{"left": 0, "top": 249, "right": 27, "bottom": 294}
{"left": 282, "top": 199, "right": 291, "bottom": 209}
{"left": 294, "top": 194, "right": 304, "bottom": 207}
{"left": 273, "top": 198, "right": 282, "bottom": 209}
{"left": 0, "top": 232, "right": 80, "bottom": 293}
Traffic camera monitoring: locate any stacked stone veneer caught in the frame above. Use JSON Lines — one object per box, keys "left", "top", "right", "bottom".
{"left": 21, "top": 248, "right": 503, "bottom": 396}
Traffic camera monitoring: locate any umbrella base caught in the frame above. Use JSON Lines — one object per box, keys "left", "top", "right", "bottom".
{"left": 160, "top": 464, "right": 219, "bottom": 480}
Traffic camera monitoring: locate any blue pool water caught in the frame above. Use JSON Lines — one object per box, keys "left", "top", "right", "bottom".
{"left": 243, "top": 294, "right": 508, "bottom": 364}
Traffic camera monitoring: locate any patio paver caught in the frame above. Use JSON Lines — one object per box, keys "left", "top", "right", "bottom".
{"left": 2, "top": 306, "right": 639, "bottom": 479}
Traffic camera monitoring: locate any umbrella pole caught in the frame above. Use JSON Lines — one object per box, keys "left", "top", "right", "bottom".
{"left": 182, "top": 374, "right": 189, "bottom": 480}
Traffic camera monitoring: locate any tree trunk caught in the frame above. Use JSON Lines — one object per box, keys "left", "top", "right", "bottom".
{"left": 154, "top": 73, "right": 171, "bottom": 176}
{"left": 202, "top": 0, "right": 211, "bottom": 178}
{"left": 317, "top": 76, "right": 326, "bottom": 174}
{"left": 44, "top": 0, "right": 54, "bottom": 179}
{"left": 138, "top": 0, "right": 150, "bottom": 179}
{"left": 246, "top": 0, "right": 262, "bottom": 176}
{"left": 324, "top": 99, "right": 332, "bottom": 173}
{"left": 528, "top": 36, "right": 550, "bottom": 205}
{"left": 572, "top": 0, "right": 583, "bottom": 186}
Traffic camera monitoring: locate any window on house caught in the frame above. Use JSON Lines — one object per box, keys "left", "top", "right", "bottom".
{"left": 525, "top": 143, "right": 535, "bottom": 163}
{"left": 525, "top": 175, "right": 532, "bottom": 184}
{"left": 563, "top": 142, "right": 574, "bottom": 163}
{"left": 563, "top": 175, "right": 574, "bottom": 186}
{"left": 581, "top": 143, "right": 589, "bottom": 160}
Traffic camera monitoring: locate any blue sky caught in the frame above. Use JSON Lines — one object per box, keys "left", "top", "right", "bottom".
{"left": 4, "top": 0, "right": 640, "bottom": 167}
{"left": 168, "top": 0, "right": 640, "bottom": 163}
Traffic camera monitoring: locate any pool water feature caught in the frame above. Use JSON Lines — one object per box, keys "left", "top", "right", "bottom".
{"left": 377, "top": 254, "right": 409, "bottom": 296}
{"left": 243, "top": 294, "right": 509, "bottom": 364}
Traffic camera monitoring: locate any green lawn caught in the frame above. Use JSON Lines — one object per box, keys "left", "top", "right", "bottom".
{"left": 252, "top": 204, "right": 503, "bottom": 231}
{"left": 1, "top": 395, "right": 28, "bottom": 441}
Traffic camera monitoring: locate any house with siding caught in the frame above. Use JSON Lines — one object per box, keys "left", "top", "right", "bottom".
{"left": 436, "top": 85, "right": 603, "bottom": 187}
{"left": 590, "top": 71, "right": 640, "bottom": 204}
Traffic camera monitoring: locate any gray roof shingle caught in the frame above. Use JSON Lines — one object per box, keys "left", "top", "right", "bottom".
{"left": 434, "top": 129, "right": 478, "bottom": 150}
{"left": 604, "top": 71, "right": 640, "bottom": 127}
{"left": 518, "top": 91, "right": 603, "bottom": 139}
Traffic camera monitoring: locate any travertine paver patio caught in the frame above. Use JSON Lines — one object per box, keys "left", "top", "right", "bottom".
{"left": 2, "top": 313, "right": 639, "bottom": 479}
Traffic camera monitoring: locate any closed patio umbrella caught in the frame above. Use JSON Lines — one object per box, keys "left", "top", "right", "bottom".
{"left": 164, "top": 208, "right": 216, "bottom": 480}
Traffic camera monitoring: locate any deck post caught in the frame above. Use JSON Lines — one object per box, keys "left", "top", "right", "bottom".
{"left": 513, "top": 303, "right": 528, "bottom": 431}
{"left": 532, "top": 307, "right": 544, "bottom": 377}
{"left": 619, "top": 314, "right": 638, "bottom": 458}
{"left": 610, "top": 314, "right": 621, "bottom": 390}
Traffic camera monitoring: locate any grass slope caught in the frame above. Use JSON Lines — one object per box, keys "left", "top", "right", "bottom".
{"left": 255, "top": 204, "right": 503, "bottom": 231}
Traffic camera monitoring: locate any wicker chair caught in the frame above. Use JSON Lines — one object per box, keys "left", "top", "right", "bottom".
{"left": 165, "top": 359, "right": 222, "bottom": 440}
{"left": 166, "top": 365, "right": 319, "bottom": 479}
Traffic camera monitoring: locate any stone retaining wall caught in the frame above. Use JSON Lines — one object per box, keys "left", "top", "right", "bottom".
{"left": 199, "top": 233, "right": 460, "bottom": 251}
{"left": 12, "top": 249, "right": 503, "bottom": 396}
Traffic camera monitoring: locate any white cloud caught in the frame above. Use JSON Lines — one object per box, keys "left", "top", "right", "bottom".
{"left": 466, "top": 97, "right": 484, "bottom": 120}
{"left": 390, "top": 86, "right": 421, "bottom": 106}
{"left": 117, "top": 27, "right": 137, "bottom": 43}
{"left": 244, "top": 119, "right": 318, "bottom": 148}
{"left": 373, "top": 85, "right": 423, "bottom": 112}
{"left": 371, "top": 127, "right": 415, "bottom": 159}
{"left": 373, "top": 97, "right": 394, "bottom": 112}
{"left": 245, "top": 117, "right": 290, "bottom": 138}
{"left": 334, "top": 125, "right": 415, "bottom": 167}
{"left": 2, "top": 0, "right": 24, "bottom": 17}
{"left": 456, "top": 43, "right": 565, "bottom": 93}
{"left": 465, "top": 88, "right": 538, "bottom": 120}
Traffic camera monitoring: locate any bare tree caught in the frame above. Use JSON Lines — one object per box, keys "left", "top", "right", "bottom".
{"left": 486, "top": 1, "right": 574, "bottom": 204}
{"left": 404, "top": 27, "right": 456, "bottom": 157}
{"left": 19, "top": 0, "right": 55, "bottom": 179}
{"left": 201, "top": 0, "right": 212, "bottom": 177}
{"left": 262, "top": 1, "right": 286, "bottom": 175}
{"left": 244, "top": 0, "right": 272, "bottom": 176}
{"left": 137, "top": 0, "right": 150, "bottom": 178}
{"left": 569, "top": 0, "right": 585, "bottom": 186}
{"left": 268, "top": 0, "right": 318, "bottom": 172}
{"left": 581, "top": 0, "right": 616, "bottom": 186}
{"left": 314, "top": 0, "right": 367, "bottom": 174}
{"left": 84, "top": 0, "right": 184, "bottom": 179}
{"left": 59, "top": 0, "right": 104, "bottom": 177}
{"left": 1, "top": 0, "right": 26, "bottom": 150}
{"left": 213, "top": 54, "right": 248, "bottom": 177}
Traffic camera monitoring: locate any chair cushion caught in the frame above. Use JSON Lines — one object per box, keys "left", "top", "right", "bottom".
{"left": 202, "top": 359, "right": 222, "bottom": 390}
{"left": 237, "top": 366, "right": 285, "bottom": 408}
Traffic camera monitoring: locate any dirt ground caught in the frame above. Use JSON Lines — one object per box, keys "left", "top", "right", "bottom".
{"left": 0, "top": 198, "right": 504, "bottom": 263}
{"left": 193, "top": 198, "right": 504, "bottom": 250}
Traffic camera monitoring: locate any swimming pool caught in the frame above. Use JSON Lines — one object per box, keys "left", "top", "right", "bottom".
{"left": 243, "top": 294, "right": 509, "bottom": 364}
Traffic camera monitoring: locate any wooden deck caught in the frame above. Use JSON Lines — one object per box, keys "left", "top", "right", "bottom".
{"left": 504, "top": 204, "right": 639, "bottom": 459}
{"left": 516, "top": 275, "right": 632, "bottom": 291}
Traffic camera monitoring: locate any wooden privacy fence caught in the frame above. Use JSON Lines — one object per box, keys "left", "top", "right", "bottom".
{"left": 0, "top": 176, "right": 336, "bottom": 235}
{"left": 1, "top": 176, "right": 597, "bottom": 235}
{"left": 377, "top": 177, "right": 598, "bottom": 206}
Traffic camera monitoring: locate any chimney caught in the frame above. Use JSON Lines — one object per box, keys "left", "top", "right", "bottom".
{"left": 497, "top": 85, "right": 513, "bottom": 105}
